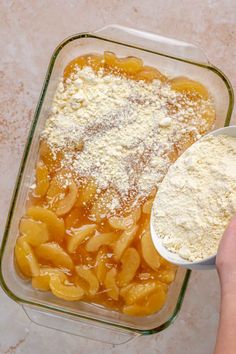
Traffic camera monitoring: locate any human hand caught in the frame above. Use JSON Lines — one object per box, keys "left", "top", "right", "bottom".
{"left": 214, "top": 215, "right": 236, "bottom": 354}
{"left": 216, "top": 215, "right": 236, "bottom": 295}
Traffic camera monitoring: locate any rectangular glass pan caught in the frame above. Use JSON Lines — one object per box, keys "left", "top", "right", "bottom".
{"left": 0, "top": 25, "right": 233, "bottom": 338}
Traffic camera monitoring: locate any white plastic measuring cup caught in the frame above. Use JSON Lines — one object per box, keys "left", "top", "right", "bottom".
{"left": 150, "top": 125, "right": 236, "bottom": 270}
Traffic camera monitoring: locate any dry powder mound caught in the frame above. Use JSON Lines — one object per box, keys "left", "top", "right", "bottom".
{"left": 153, "top": 134, "right": 236, "bottom": 262}
{"left": 42, "top": 65, "right": 214, "bottom": 208}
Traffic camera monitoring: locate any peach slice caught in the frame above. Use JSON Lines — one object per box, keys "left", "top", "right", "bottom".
{"left": 120, "top": 280, "right": 163, "bottom": 305}
{"left": 49, "top": 274, "right": 84, "bottom": 301}
{"left": 116, "top": 57, "right": 143, "bottom": 75}
{"left": 63, "top": 55, "right": 88, "bottom": 80}
{"left": 156, "top": 269, "right": 176, "bottom": 284}
{"left": 104, "top": 268, "right": 119, "bottom": 300}
{"left": 19, "top": 218, "right": 49, "bottom": 246}
{"left": 113, "top": 225, "right": 138, "bottom": 260}
{"left": 35, "top": 242, "right": 73, "bottom": 270}
{"left": 108, "top": 206, "right": 141, "bottom": 230}
{"left": 141, "top": 230, "right": 160, "bottom": 271}
{"left": 75, "top": 265, "right": 99, "bottom": 295}
{"left": 95, "top": 247, "right": 109, "bottom": 284}
{"left": 122, "top": 304, "right": 147, "bottom": 316}
{"left": 76, "top": 178, "right": 97, "bottom": 207}
{"left": 56, "top": 181, "right": 78, "bottom": 216}
{"left": 46, "top": 173, "right": 65, "bottom": 201}
{"left": 67, "top": 224, "right": 97, "bottom": 253}
{"left": 104, "top": 51, "right": 143, "bottom": 75}
{"left": 117, "top": 248, "right": 140, "bottom": 287}
{"left": 145, "top": 289, "right": 166, "bottom": 313}
{"left": 122, "top": 287, "right": 166, "bottom": 316}
{"left": 39, "top": 140, "right": 63, "bottom": 172}
{"left": 142, "top": 199, "right": 153, "bottom": 214}
{"left": 86, "top": 232, "right": 119, "bottom": 252}
{"left": 104, "top": 51, "right": 116, "bottom": 67}
{"left": 169, "top": 77, "right": 209, "bottom": 100}
{"left": 15, "top": 237, "right": 40, "bottom": 277}
{"left": 86, "top": 54, "right": 104, "bottom": 72}
{"left": 34, "top": 162, "right": 50, "bottom": 198}
{"left": 32, "top": 267, "right": 67, "bottom": 291}
{"left": 64, "top": 54, "right": 104, "bottom": 80}
{"left": 26, "top": 206, "right": 65, "bottom": 243}
{"left": 65, "top": 208, "right": 81, "bottom": 229}
{"left": 135, "top": 66, "right": 166, "bottom": 82}
{"left": 119, "top": 283, "right": 133, "bottom": 298}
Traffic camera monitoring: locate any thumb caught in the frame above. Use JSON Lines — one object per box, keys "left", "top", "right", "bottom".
{"left": 216, "top": 215, "right": 236, "bottom": 270}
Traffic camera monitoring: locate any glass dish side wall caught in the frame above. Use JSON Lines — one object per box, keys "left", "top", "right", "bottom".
{"left": 0, "top": 31, "right": 233, "bottom": 336}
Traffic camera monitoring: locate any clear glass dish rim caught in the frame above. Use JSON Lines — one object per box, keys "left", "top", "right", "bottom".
{"left": 0, "top": 31, "right": 234, "bottom": 335}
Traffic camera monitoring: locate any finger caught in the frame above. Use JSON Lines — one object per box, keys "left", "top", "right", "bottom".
{"left": 222, "top": 215, "right": 236, "bottom": 242}
{"left": 216, "top": 215, "right": 236, "bottom": 265}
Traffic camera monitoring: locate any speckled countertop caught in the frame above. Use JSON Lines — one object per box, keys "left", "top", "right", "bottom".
{"left": 0, "top": 1, "right": 235, "bottom": 353}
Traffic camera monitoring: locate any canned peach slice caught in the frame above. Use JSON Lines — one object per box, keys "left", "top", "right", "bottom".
{"left": 75, "top": 265, "right": 99, "bottom": 296}
{"left": 49, "top": 274, "right": 84, "bottom": 301}
{"left": 65, "top": 208, "right": 81, "bottom": 229}
{"left": 120, "top": 280, "right": 163, "bottom": 305}
{"left": 113, "top": 224, "right": 138, "bottom": 260}
{"left": 95, "top": 247, "right": 109, "bottom": 284}
{"left": 116, "top": 57, "right": 143, "bottom": 74}
{"left": 76, "top": 178, "right": 97, "bottom": 207}
{"left": 39, "top": 141, "right": 63, "bottom": 172}
{"left": 123, "top": 288, "right": 166, "bottom": 316}
{"left": 32, "top": 267, "right": 67, "bottom": 291}
{"left": 144, "top": 288, "right": 167, "bottom": 314}
{"left": 141, "top": 230, "right": 160, "bottom": 271}
{"left": 156, "top": 269, "right": 176, "bottom": 284}
{"left": 63, "top": 55, "right": 88, "bottom": 80}
{"left": 135, "top": 66, "right": 167, "bottom": 82}
{"left": 86, "top": 54, "right": 104, "bottom": 72}
{"left": 104, "top": 51, "right": 116, "bottom": 67}
{"left": 34, "top": 162, "right": 50, "bottom": 198}
{"left": 104, "top": 51, "right": 143, "bottom": 75}
{"left": 142, "top": 199, "right": 153, "bottom": 214}
{"left": 26, "top": 206, "right": 65, "bottom": 243}
{"left": 122, "top": 304, "right": 146, "bottom": 316}
{"left": 108, "top": 206, "right": 141, "bottom": 230}
{"left": 35, "top": 242, "right": 73, "bottom": 270}
{"left": 19, "top": 218, "right": 49, "bottom": 246}
{"left": 56, "top": 181, "right": 78, "bottom": 216}
{"left": 169, "top": 77, "right": 209, "bottom": 100}
{"left": 117, "top": 248, "right": 140, "bottom": 287}
{"left": 46, "top": 173, "right": 66, "bottom": 205}
{"left": 64, "top": 54, "right": 104, "bottom": 80}
{"left": 119, "top": 283, "right": 133, "bottom": 298}
{"left": 86, "top": 232, "right": 119, "bottom": 252}
{"left": 149, "top": 186, "right": 157, "bottom": 198}
{"left": 15, "top": 237, "right": 40, "bottom": 277}
{"left": 104, "top": 268, "right": 119, "bottom": 301}
{"left": 67, "top": 224, "right": 97, "bottom": 253}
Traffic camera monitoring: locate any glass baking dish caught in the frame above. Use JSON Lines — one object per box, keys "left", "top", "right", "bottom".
{"left": 0, "top": 25, "right": 234, "bottom": 344}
